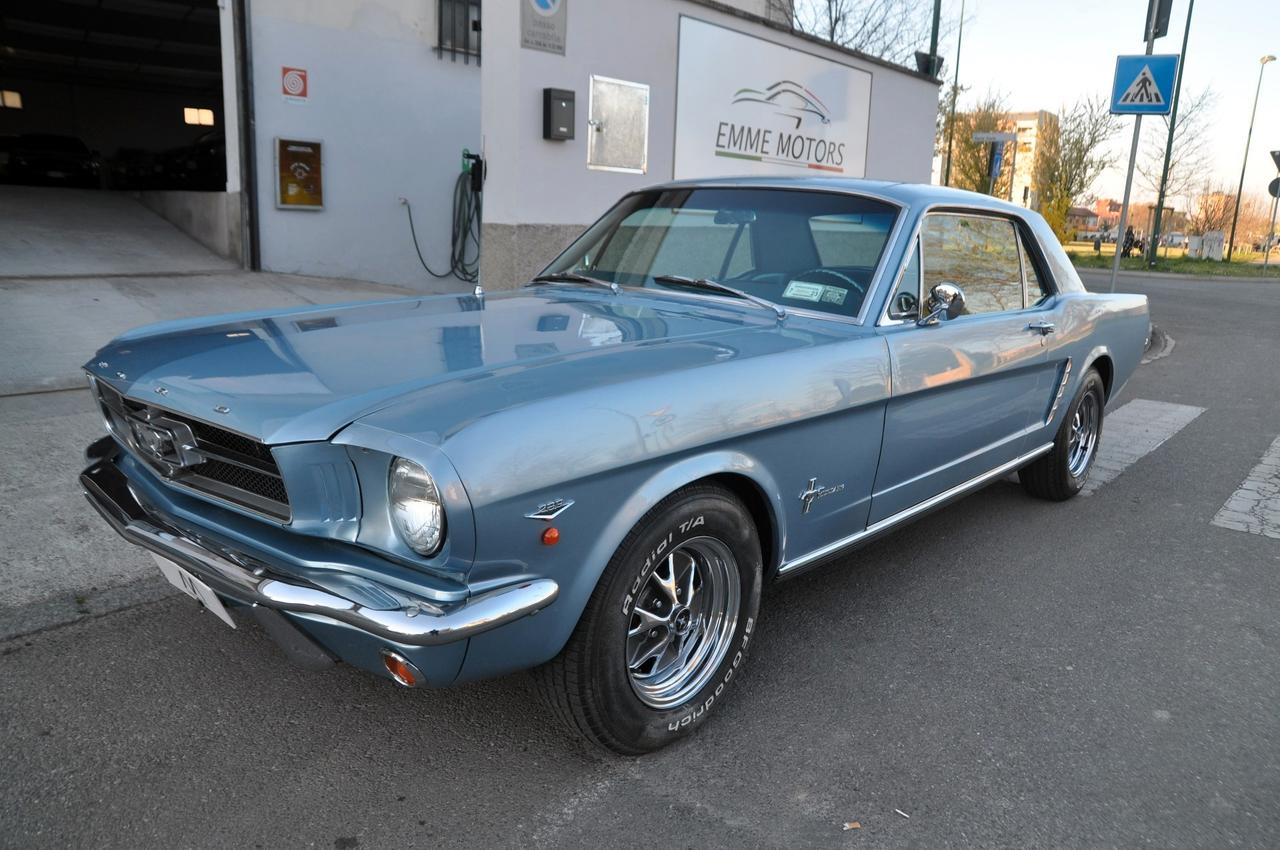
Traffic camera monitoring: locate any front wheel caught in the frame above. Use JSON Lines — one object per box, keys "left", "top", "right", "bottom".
{"left": 1019, "top": 368, "right": 1106, "bottom": 501}
{"left": 533, "top": 484, "right": 763, "bottom": 754}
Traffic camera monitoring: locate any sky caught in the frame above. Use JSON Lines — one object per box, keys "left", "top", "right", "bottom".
{"left": 947, "top": 0, "right": 1280, "bottom": 207}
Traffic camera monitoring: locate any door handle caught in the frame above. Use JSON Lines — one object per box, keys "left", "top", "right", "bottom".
{"left": 1027, "top": 321, "right": 1056, "bottom": 335}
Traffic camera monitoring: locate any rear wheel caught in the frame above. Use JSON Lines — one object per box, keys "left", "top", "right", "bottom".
{"left": 1019, "top": 368, "right": 1105, "bottom": 501}
{"left": 533, "top": 484, "right": 762, "bottom": 754}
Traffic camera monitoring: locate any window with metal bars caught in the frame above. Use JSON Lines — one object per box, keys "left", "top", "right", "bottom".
{"left": 437, "top": 0, "right": 481, "bottom": 64}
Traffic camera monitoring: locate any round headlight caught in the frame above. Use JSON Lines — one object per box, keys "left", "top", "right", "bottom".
{"left": 389, "top": 458, "right": 446, "bottom": 556}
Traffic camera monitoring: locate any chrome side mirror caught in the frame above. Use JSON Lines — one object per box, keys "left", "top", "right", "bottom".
{"left": 917, "top": 282, "right": 966, "bottom": 326}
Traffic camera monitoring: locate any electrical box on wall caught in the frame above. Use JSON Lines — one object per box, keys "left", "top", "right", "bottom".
{"left": 543, "top": 88, "right": 575, "bottom": 141}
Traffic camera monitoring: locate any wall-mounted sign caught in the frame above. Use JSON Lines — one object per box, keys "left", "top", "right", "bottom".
{"left": 275, "top": 138, "right": 323, "bottom": 210}
{"left": 521, "top": 0, "right": 567, "bottom": 56}
{"left": 674, "top": 18, "right": 871, "bottom": 180}
{"left": 281, "top": 67, "right": 308, "bottom": 103}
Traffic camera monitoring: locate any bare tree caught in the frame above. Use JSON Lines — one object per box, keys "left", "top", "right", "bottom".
{"left": 790, "top": 0, "right": 955, "bottom": 66}
{"left": 1136, "top": 87, "right": 1215, "bottom": 210}
{"left": 936, "top": 92, "right": 1012, "bottom": 195}
{"left": 1033, "top": 97, "right": 1122, "bottom": 242}
{"left": 1187, "top": 184, "right": 1236, "bottom": 235}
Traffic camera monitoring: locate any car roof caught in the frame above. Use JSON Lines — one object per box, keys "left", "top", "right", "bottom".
{"left": 642, "top": 176, "right": 1028, "bottom": 215}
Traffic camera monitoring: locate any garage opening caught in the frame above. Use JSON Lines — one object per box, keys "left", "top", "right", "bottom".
{"left": 0, "top": 0, "right": 243, "bottom": 270}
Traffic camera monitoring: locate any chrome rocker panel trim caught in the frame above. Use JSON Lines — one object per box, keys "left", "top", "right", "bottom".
{"left": 778, "top": 441, "right": 1055, "bottom": 578}
{"left": 80, "top": 455, "right": 559, "bottom": 647}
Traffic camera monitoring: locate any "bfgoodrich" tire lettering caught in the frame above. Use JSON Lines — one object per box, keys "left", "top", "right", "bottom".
{"left": 667, "top": 616, "right": 754, "bottom": 731}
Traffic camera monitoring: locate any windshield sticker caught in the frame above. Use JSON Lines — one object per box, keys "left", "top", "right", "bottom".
{"left": 783, "top": 280, "right": 847, "bottom": 306}
{"left": 782, "top": 281, "right": 824, "bottom": 302}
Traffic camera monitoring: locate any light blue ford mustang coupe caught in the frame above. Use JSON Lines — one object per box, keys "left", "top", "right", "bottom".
{"left": 80, "top": 178, "right": 1148, "bottom": 753}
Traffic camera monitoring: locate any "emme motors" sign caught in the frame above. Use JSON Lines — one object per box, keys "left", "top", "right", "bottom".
{"left": 675, "top": 18, "right": 871, "bottom": 179}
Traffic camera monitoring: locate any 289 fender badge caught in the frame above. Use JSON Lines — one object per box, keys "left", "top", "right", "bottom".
{"left": 799, "top": 478, "right": 845, "bottom": 514}
{"left": 525, "top": 498, "right": 575, "bottom": 521}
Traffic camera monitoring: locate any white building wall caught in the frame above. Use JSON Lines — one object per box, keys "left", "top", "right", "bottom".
{"left": 480, "top": 0, "right": 938, "bottom": 288}
{"left": 249, "top": 0, "right": 480, "bottom": 291}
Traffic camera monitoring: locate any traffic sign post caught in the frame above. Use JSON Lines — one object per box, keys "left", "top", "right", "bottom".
{"left": 973, "top": 131, "right": 1017, "bottom": 198}
{"left": 1108, "top": 47, "right": 1179, "bottom": 291}
{"left": 1264, "top": 167, "right": 1280, "bottom": 274}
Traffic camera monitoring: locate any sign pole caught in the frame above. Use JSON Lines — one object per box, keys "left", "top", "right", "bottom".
{"left": 1109, "top": 10, "right": 1160, "bottom": 293}
{"left": 1147, "top": 0, "right": 1194, "bottom": 267}
{"left": 1264, "top": 171, "right": 1280, "bottom": 274}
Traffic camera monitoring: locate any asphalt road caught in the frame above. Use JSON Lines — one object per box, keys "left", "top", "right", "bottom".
{"left": 2, "top": 272, "right": 1278, "bottom": 849}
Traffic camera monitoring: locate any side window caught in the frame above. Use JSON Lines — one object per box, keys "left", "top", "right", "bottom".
{"left": 922, "top": 214, "right": 1024, "bottom": 315}
{"left": 1019, "top": 230, "right": 1052, "bottom": 305}
{"left": 887, "top": 239, "right": 921, "bottom": 320}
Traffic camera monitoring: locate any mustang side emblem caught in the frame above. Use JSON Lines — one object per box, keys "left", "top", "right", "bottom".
{"left": 525, "top": 498, "right": 575, "bottom": 521}
{"left": 799, "top": 478, "right": 845, "bottom": 514}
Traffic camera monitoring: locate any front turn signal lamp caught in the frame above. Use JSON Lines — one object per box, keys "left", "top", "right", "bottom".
{"left": 389, "top": 458, "right": 446, "bottom": 557}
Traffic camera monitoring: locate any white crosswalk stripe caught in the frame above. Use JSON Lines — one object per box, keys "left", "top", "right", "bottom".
{"left": 1082, "top": 399, "right": 1206, "bottom": 496}
{"left": 1211, "top": 436, "right": 1280, "bottom": 540}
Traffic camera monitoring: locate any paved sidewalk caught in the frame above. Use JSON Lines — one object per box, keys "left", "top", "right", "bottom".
{"left": 0, "top": 271, "right": 425, "bottom": 396}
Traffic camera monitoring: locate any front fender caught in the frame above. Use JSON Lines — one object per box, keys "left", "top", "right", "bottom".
{"left": 456, "top": 448, "right": 785, "bottom": 683}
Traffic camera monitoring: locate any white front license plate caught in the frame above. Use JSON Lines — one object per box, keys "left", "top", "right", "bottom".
{"left": 151, "top": 553, "right": 236, "bottom": 629}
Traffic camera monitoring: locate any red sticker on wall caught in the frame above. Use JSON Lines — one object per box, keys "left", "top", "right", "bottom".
{"left": 281, "top": 67, "right": 308, "bottom": 101}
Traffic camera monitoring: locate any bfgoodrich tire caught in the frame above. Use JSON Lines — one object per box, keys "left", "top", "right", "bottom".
{"left": 1019, "top": 368, "right": 1106, "bottom": 501}
{"left": 533, "top": 484, "right": 763, "bottom": 754}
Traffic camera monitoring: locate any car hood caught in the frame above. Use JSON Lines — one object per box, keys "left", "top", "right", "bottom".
{"left": 86, "top": 287, "right": 818, "bottom": 445}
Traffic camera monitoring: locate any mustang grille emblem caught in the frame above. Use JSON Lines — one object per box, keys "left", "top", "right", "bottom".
{"left": 799, "top": 478, "right": 845, "bottom": 514}
{"left": 131, "top": 421, "right": 178, "bottom": 464}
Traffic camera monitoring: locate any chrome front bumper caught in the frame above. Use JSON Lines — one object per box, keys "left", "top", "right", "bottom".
{"left": 80, "top": 442, "right": 558, "bottom": 647}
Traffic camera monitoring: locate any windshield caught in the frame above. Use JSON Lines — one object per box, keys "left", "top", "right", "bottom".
{"left": 542, "top": 187, "right": 899, "bottom": 318}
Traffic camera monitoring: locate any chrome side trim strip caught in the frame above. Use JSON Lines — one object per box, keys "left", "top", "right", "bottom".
{"left": 778, "top": 441, "right": 1055, "bottom": 577}
{"left": 80, "top": 458, "right": 558, "bottom": 646}
{"left": 1045, "top": 358, "right": 1073, "bottom": 425}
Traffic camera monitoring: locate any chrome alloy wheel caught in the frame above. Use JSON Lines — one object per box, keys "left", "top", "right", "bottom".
{"left": 1067, "top": 390, "right": 1100, "bottom": 478}
{"left": 625, "top": 537, "right": 741, "bottom": 710}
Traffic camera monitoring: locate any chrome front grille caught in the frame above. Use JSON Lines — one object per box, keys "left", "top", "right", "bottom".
{"left": 93, "top": 378, "right": 291, "bottom": 521}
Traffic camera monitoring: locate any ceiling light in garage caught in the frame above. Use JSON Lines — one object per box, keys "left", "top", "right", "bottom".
{"left": 183, "top": 107, "right": 215, "bottom": 126}
{"left": 0, "top": 90, "right": 22, "bottom": 109}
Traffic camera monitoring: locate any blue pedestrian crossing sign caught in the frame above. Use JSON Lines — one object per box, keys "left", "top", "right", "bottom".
{"left": 1111, "top": 54, "right": 1180, "bottom": 114}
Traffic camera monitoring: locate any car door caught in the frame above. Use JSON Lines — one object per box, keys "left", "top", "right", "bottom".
{"left": 868, "top": 210, "right": 1059, "bottom": 524}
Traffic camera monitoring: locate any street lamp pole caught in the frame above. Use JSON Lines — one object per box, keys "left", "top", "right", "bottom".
{"left": 1225, "top": 55, "right": 1275, "bottom": 262}
{"left": 943, "top": 0, "right": 966, "bottom": 187}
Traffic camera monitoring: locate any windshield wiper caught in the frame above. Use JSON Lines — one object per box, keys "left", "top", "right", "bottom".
{"left": 652, "top": 274, "right": 786, "bottom": 320}
{"left": 529, "top": 271, "right": 619, "bottom": 294}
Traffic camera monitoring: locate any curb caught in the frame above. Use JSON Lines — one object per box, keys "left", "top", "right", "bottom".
{"left": 1078, "top": 268, "right": 1280, "bottom": 284}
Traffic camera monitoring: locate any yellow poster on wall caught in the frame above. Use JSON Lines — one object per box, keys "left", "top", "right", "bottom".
{"left": 276, "top": 138, "right": 323, "bottom": 209}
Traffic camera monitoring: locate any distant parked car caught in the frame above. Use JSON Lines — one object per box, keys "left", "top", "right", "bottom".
{"left": 6, "top": 134, "right": 99, "bottom": 187}
{"left": 161, "top": 129, "right": 226, "bottom": 190}
{"left": 104, "top": 147, "right": 165, "bottom": 191}
{"left": 80, "top": 179, "right": 1149, "bottom": 753}
{"left": 0, "top": 135, "right": 15, "bottom": 181}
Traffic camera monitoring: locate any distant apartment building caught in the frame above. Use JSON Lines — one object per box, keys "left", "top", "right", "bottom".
{"left": 1093, "top": 198, "right": 1122, "bottom": 232}
{"left": 1009, "top": 110, "right": 1057, "bottom": 210}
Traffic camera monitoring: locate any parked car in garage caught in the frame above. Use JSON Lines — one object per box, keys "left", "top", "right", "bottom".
{"left": 160, "top": 129, "right": 226, "bottom": 190}
{"left": 0, "top": 135, "right": 16, "bottom": 182}
{"left": 5, "top": 134, "right": 99, "bottom": 187}
{"left": 79, "top": 179, "right": 1149, "bottom": 753}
